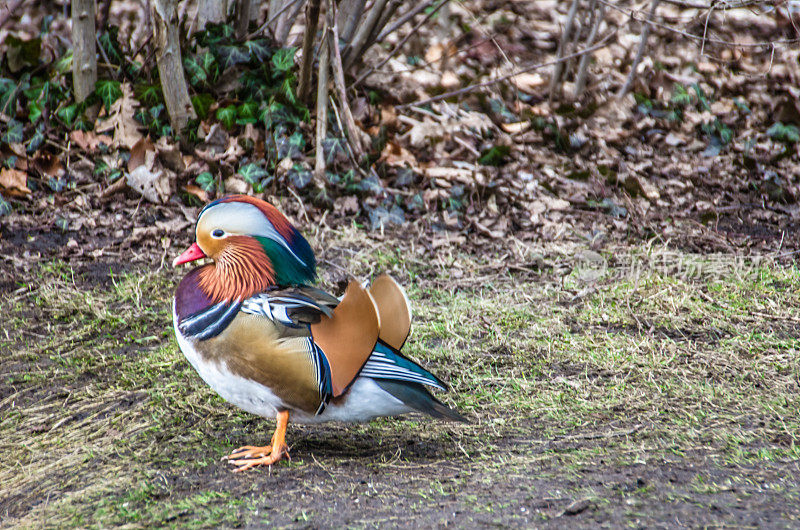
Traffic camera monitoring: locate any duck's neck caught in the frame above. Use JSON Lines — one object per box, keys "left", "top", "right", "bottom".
{"left": 198, "top": 237, "right": 276, "bottom": 303}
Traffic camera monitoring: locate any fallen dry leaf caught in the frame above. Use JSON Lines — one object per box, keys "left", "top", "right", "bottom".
{"left": 510, "top": 72, "right": 545, "bottom": 93}
{"left": 32, "top": 153, "right": 64, "bottom": 178}
{"left": 183, "top": 184, "right": 209, "bottom": 203}
{"left": 128, "top": 137, "right": 155, "bottom": 171}
{"left": 501, "top": 121, "right": 532, "bottom": 134}
{"left": 96, "top": 82, "right": 144, "bottom": 149}
{"left": 0, "top": 168, "right": 31, "bottom": 195}
{"left": 127, "top": 164, "right": 171, "bottom": 203}
{"left": 380, "top": 140, "right": 419, "bottom": 169}
{"left": 69, "top": 130, "right": 112, "bottom": 151}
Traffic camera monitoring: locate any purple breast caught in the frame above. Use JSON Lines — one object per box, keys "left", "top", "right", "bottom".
{"left": 174, "top": 267, "right": 214, "bottom": 322}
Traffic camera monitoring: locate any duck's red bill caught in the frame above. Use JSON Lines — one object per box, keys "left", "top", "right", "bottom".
{"left": 173, "top": 242, "right": 206, "bottom": 267}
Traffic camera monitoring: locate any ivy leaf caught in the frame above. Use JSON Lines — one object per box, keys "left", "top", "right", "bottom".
{"left": 216, "top": 105, "right": 237, "bottom": 129}
{"left": 98, "top": 29, "right": 124, "bottom": 65}
{"left": 26, "top": 123, "right": 45, "bottom": 153}
{"left": 47, "top": 176, "right": 66, "bottom": 192}
{"left": 287, "top": 164, "right": 312, "bottom": 189}
{"left": 281, "top": 77, "right": 296, "bottom": 104}
{"left": 184, "top": 56, "right": 208, "bottom": 86}
{"left": 244, "top": 39, "right": 272, "bottom": 63}
{"left": 95, "top": 79, "right": 122, "bottom": 111}
{"left": 191, "top": 93, "right": 214, "bottom": 120}
{"left": 478, "top": 145, "right": 510, "bottom": 166}
{"left": 53, "top": 50, "right": 72, "bottom": 74}
{"left": 236, "top": 101, "right": 258, "bottom": 125}
{"left": 2, "top": 120, "right": 24, "bottom": 144}
{"left": 27, "top": 101, "right": 42, "bottom": 123}
{"left": 767, "top": 122, "right": 800, "bottom": 144}
{"left": 0, "top": 196, "right": 11, "bottom": 216}
{"left": 237, "top": 163, "right": 268, "bottom": 184}
{"left": 271, "top": 47, "right": 296, "bottom": 72}
{"left": 0, "top": 78, "right": 19, "bottom": 115}
{"left": 275, "top": 131, "right": 305, "bottom": 158}
{"left": 322, "top": 136, "right": 347, "bottom": 165}
{"left": 56, "top": 104, "right": 79, "bottom": 127}
{"left": 134, "top": 83, "right": 162, "bottom": 107}
{"left": 216, "top": 45, "right": 250, "bottom": 69}
{"left": 196, "top": 171, "right": 215, "bottom": 192}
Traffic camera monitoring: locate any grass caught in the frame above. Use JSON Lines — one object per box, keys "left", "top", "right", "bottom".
{"left": 1, "top": 232, "right": 799, "bottom": 527}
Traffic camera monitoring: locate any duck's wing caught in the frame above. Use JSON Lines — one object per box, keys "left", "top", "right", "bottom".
{"left": 241, "top": 286, "right": 339, "bottom": 327}
{"left": 368, "top": 274, "right": 412, "bottom": 350}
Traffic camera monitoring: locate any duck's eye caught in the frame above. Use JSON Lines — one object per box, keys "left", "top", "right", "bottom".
{"left": 211, "top": 229, "right": 225, "bottom": 238}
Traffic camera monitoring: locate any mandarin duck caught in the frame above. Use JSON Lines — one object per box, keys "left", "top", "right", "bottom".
{"left": 172, "top": 195, "right": 465, "bottom": 471}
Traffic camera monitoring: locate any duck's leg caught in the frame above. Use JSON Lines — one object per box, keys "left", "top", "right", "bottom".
{"left": 225, "top": 410, "right": 290, "bottom": 472}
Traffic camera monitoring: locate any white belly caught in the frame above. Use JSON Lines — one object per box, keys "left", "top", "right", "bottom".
{"left": 173, "top": 305, "right": 413, "bottom": 424}
{"left": 173, "top": 307, "right": 283, "bottom": 418}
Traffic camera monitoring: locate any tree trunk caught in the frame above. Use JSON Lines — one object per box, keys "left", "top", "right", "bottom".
{"left": 150, "top": 0, "right": 196, "bottom": 132}
{"left": 196, "top": 0, "right": 227, "bottom": 31}
{"left": 297, "top": 0, "right": 322, "bottom": 105}
{"left": 71, "top": 0, "right": 97, "bottom": 103}
{"left": 235, "top": 0, "right": 258, "bottom": 39}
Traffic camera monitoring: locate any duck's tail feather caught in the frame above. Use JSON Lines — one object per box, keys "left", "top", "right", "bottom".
{"left": 373, "top": 379, "right": 469, "bottom": 423}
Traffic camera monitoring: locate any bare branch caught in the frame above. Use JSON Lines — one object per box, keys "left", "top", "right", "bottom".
{"left": 0, "top": 0, "right": 25, "bottom": 30}
{"left": 275, "top": 0, "right": 307, "bottom": 43}
{"left": 343, "top": 0, "right": 389, "bottom": 70}
{"left": 397, "top": 29, "right": 617, "bottom": 110}
{"left": 353, "top": 0, "right": 450, "bottom": 87}
{"left": 330, "top": 11, "right": 366, "bottom": 158}
{"left": 315, "top": 25, "right": 330, "bottom": 180}
{"left": 599, "top": 0, "right": 799, "bottom": 48}
{"left": 575, "top": 0, "right": 605, "bottom": 97}
{"left": 246, "top": 0, "right": 304, "bottom": 40}
{"left": 340, "top": 0, "right": 367, "bottom": 43}
{"left": 298, "top": 0, "right": 322, "bottom": 105}
{"left": 376, "top": 0, "right": 438, "bottom": 42}
{"left": 617, "top": 0, "right": 661, "bottom": 98}
{"left": 234, "top": 0, "right": 257, "bottom": 40}
{"left": 548, "top": 0, "right": 582, "bottom": 101}
{"left": 196, "top": 0, "right": 228, "bottom": 32}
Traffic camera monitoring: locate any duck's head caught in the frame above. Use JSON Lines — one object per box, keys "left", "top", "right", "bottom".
{"left": 173, "top": 195, "right": 316, "bottom": 302}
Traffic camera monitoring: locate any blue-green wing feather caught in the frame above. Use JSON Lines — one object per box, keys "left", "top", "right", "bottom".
{"left": 359, "top": 340, "right": 447, "bottom": 391}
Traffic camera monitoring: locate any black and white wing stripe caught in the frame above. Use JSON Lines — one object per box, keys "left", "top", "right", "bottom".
{"left": 241, "top": 292, "right": 334, "bottom": 328}
{"left": 359, "top": 340, "right": 447, "bottom": 391}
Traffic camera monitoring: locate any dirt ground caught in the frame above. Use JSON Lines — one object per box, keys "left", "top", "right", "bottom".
{"left": 2, "top": 0, "right": 800, "bottom": 527}
{"left": 2, "top": 212, "right": 799, "bottom": 528}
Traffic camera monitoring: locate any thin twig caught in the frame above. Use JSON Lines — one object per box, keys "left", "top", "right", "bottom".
{"left": 341, "top": 0, "right": 367, "bottom": 43}
{"left": 275, "top": 0, "right": 306, "bottom": 43}
{"left": 699, "top": 1, "right": 715, "bottom": 58}
{"left": 329, "top": 11, "right": 365, "bottom": 158}
{"left": 575, "top": 0, "right": 605, "bottom": 97}
{"left": 343, "top": 0, "right": 389, "bottom": 70}
{"left": 617, "top": 0, "right": 661, "bottom": 97}
{"left": 315, "top": 25, "right": 330, "bottom": 180}
{"left": 353, "top": 0, "right": 450, "bottom": 87}
{"left": 0, "top": 0, "right": 25, "bottom": 30}
{"left": 246, "top": 0, "right": 303, "bottom": 40}
{"left": 599, "top": 0, "right": 800, "bottom": 48}
{"left": 376, "top": 0, "right": 437, "bottom": 42}
{"left": 397, "top": 29, "right": 617, "bottom": 109}
{"left": 548, "top": 0, "right": 582, "bottom": 101}
{"left": 363, "top": 0, "right": 402, "bottom": 52}
{"left": 95, "top": 34, "right": 120, "bottom": 81}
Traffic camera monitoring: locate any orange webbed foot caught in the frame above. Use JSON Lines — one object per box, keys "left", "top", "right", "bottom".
{"left": 224, "top": 410, "right": 290, "bottom": 472}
